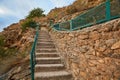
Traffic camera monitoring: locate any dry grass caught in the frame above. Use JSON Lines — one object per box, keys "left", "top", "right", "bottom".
{"left": 0, "top": 54, "right": 30, "bottom": 75}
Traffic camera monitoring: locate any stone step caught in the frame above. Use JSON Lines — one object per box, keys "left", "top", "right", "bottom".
{"left": 38, "top": 35, "right": 50, "bottom": 37}
{"left": 37, "top": 44, "right": 55, "bottom": 46}
{"left": 39, "top": 33, "right": 49, "bottom": 34}
{"left": 36, "top": 57, "right": 61, "bottom": 64}
{"left": 36, "top": 49, "right": 57, "bottom": 53}
{"left": 37, "top": 40, "right": 53, "bottom": 42}
{"left": 38, "top": 38, "right": 52, "bottom": 40}
{"left": 36, "top": 47, "right": 55, "bottom": 49}
{"left": 37, "top": 45, "right": 55, "bottom": 48}
{"left": 36, "top": 45, "right": 55, "bottom": 48}
{"left": 37, "top": 42, "right": 54, "bottom": 45}
{"left": 37, "top": 41, "right": 53, "bottom": 43}
{"left": 35, "top": 64, "right": 65, "bottom": 72}
{"left": 38, "top": 40, "right": 53, "bottom": 42}
{"left": 37, "top": 38, "right": 52, "bottom": 40}
{"left": 36, "top": 47, "right": 56, "bottom": 49}
{"left": 37, "top": 40, "right": 53, "bottom": 43}
{"left": 36, "top": 53, "right": 59, "bottom": 57}
{"left": 39, "top": 32, "right": 48, "bottom": 34}
{"left": 37, "top": 43, "right": 54, "bottom": 45}
{"left": 38, "top": 37, "right": 51, "bottom": 40}
{"left": 37, "top": 46, "right": 55, "bottom": 48}
{"left": 38, "top": 41, "right": 53, "bottom": 44}
{"left": 38, "top": 38, "right": 52, "bottom": 39}
{"left": 38, "top": 34, "right": 49, "bottom": 35}
{"left": 35, "top": 71, "right": 73, "bottom": 80}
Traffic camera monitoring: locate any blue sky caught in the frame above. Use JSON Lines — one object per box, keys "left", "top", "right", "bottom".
{"left": 0, "top": 0, "right": 75, "bottom": 32}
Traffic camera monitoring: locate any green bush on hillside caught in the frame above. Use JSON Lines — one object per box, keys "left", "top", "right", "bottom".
{"left": 0, "top": 48, "right": 17, "bottom": 58}
{"left": 0, "top": 48, "right": 6, "bottom": 58}
{"left": 26, "top": 8, "right": 45, "bottom": 19}
{"left": 0, "top": 35, "right": 17, "bottom": 58}
{"left": 21, "top": 19, "right": 37, "bottom": 31}
{"left": 0, "top": 35, "right": 5, "bottom": 47}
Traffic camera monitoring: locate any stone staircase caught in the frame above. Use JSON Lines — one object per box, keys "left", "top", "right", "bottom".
{"left": 35, "top": 30, "right": 73, "bottom": 80}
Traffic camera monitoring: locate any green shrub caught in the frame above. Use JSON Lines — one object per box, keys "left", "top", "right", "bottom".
{"left": 0, "top": 48, "right": 17, "bottom": 58}
{"left": 26, "top": 8, "right": 45, "bottom": 19}
{"left": 0, "top": 35, "right": 5, "bottom": 47}
{"left": 0, "top": 48, "right": 6, "bottom": 58}
{"left": 21, "top": 19, "right": 37, "bottom": 31}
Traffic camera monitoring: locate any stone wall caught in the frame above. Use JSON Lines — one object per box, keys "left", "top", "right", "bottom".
{"left": 50, "top": 18, "right": 120, "bottom": 80}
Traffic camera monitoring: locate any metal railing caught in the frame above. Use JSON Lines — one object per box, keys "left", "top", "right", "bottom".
{"left": 30, "top": 24, "right": 39, "bottom": 80}
{"left": 52, "top": 0, "right": 120, "bottom": 31}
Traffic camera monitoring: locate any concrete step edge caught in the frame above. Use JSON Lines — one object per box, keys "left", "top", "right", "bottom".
{"left": 35, "top": 64, "right": 64, "bottom": 67}
{"left": 36, "top": 57, "right": 61, "bottom": 60}
{"left": 35, "top": 52, "right": 59, "bottom": 54}
{"left": 35, "top": 70, "right": 72, "bottom": 78}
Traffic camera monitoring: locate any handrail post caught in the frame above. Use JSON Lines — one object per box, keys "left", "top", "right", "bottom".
{"left": 58, "top": 24, "right": 60, "bottom": 30}
{"left": 106, "top": 0, "right": 111, "bottom": 20}
{"left": 70, "top": 20, "right": 73, "bottom": 31}
{"left": 50, "top": 20, "right": 53, "bottom": 27}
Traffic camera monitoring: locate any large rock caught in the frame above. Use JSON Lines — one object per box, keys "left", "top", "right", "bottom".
{"left": 1, "top": 23, "right": 35, "bottom": 52}
{"left": 111, "top": 41, "right": 120, "bottom": 49}
{"left": 78, "top": 34, "right": 89, "bottom": 40}
{"left": 89, "top": 31, "right": 100, "bottom": 40}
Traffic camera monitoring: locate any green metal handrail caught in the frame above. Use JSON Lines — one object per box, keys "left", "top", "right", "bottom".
{"left": 52, "top": 0, "right": 120, "bottom": 31}
{"left": 30, "top": 24, "right": 39, "bottom": 80}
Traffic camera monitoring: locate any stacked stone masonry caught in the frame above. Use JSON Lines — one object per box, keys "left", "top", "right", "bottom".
{"left": 50, "top": 19, "right": 120, "bottom": 80}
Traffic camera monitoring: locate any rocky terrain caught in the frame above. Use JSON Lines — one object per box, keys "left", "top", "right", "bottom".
{"left": 47, "top": 0, "right": 106, "bottom": 23}
{"left": 50, "top": 18, "right": 120, "bottom": 80}
{"left": 0, "top": 21, "right": 35, "bottom": 80}
{"left": 2, "top": 23, "right": 35, "bottom": 52}
{"left": 0, "top": 56, "right": 31, "bottom": 80}
{"left": 0, "top": 0, "right": 119, "bottom": 80}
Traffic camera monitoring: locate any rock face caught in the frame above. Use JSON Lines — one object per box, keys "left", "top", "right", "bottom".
{"left": 50, "top": 18, "right": 120, "bottom": 80}
{"left": 1, "top": 23, "right": 35, "bottom": 52}
{"left": 0, "top": 56, "right": 31, "bottom": 80}
{"left": 47, "top": 0, "right": 105, "bottom": 23}
{"left": 0, "top": 22, "right": 35, "bottom": 79}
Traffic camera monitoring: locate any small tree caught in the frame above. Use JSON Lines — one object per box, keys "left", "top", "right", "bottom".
{"left": 21, "top": 19, "right": 37, "bottom": 31}
{"left": 26, "top": 8, "right": 45, "bottom": 19}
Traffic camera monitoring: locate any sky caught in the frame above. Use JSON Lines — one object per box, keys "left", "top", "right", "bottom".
{"left": 0, "top": 0, "right": 75, "bottom": 32}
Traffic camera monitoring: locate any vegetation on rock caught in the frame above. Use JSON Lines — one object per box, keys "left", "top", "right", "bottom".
{"left": 21, "top": 19, "right": 37, "bottom": 31}
{"left": 26, "top": 8, "right": 45, "bottom": 19}
{"left": 0, "top": 35, "right": 5, "bottom": 47}
{"left": 66, "top": 5, "right": 77, "bottom": 14}
{"left": 0, "top": 35, "right": 17, "bottom": 58}
{"left": 47, "top": 0, "right": 106, "bottom": 22}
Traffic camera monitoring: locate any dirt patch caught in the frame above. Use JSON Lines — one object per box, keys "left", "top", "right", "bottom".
{"left": 0, "top": 55, "right": 31, "bottom": 80}
{"left": 0, "top": 55, "right": 26, "bottom": 75}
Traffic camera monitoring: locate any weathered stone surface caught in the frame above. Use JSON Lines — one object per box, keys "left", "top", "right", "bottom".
{"left": 79, "top": 46, "right": 89, "bottom": 53}
{"left": 111, "top": 41, "right": 120, "bottom": 49}
{"left": 80, "top": 71, "right": 87, "bottom": 79}
{"left": 89, "top": 31, "right": 100, "bottom": 40}
{"left": 114, "top": 71, "right": 120, "bottom": 78}
{"left": 105, "top": 39, "right": 116, "bottom": 47}
{"left": 78, "top": 34, "right": 89, "bottom": 40}
{"left": 0, "top": 56, "right": 31, "bottom": 80}
{"left": 50, "top": 18, "right": 120, "bottom": 80}
{"left": 69, "top": 33, "right": 74, "bottom": 37}
{"left": 1, "top": 23, "right": 35, "bottom": 52}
